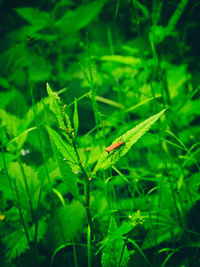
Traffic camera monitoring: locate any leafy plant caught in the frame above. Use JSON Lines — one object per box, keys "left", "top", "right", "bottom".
{"left": 0, "top": 0, "right": 200, "bottom": 266}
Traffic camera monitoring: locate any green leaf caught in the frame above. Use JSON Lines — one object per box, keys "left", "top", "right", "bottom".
{"left": 0, "top": 77, "right": 10, "bottom": 89}
{"left": 0, "top": 109, "right": 21, "bottom": 137}
{"left": 150, "top": 0, "right": 188, "bottom": 43}
{"left": 73, "top": 98, "right": 79, "bottom": 136}
{"left": 93, "top": 109, "right": 166, "bottom": 174}
{"left": 14, "top": 7, "right": 49, "bottom": 28}
{"left": 52, "top": 188, "right": 66, "bottom": 207}
{"left": 8, "top": 162, "right": 40, "bottom": 210}
{"left": 0, "top": 89, "right": 27, "bottom": 116}
{"left": 46, "top": 83, "right": 72, "bottom": 137}
{"left": 2, "top": 220, "right": 47, "bottom": 261}
{"left": 28, "top": 55, "right": 51, "bottom": 81}
{"left": 100, "top": 55, "right": 141, "bottom": 66}
{"left": 0, "top": 109, "right": 28, "bottom": 150}
{"left": 46, "top": 83, "right": 66, "bottom": 130}
{"left": 99, "top": 221, "right": 134, "bottom": 253}
{"left": 0, "top": 172, "right": 13, "bottom": 200}
{"left": 46, "top": 126, "right": 79, "bottom": 199}
{"left": 46, "top": 126, "right": 78, "bottom": 170}
{"left": 101, "top": 217, "right": 130, "bottom": 267}
{"left": 166, "top": 0, "right": 188, "bottom": 33}
{"left": 165, "top": 64, "right": 190, "bottom": 99}
{"left": 47, "top": 200, "right": 86, "bottom": 247}
{"left": 2, "top": 224, "right": 31, "bottom": 261}
{"left": 152, "top": 0, "right": 163, "bottom": 25}
{"left": 132, "top": 0, "right": 150, "bottom": 19}
{"left": 55, "top": 0, "right": 106, "bottom": 34}
{"left": 0, "top": 152, "right": 16, "bottom": 171}
{"left": 142, "top": 223, "right": 181, "bottom": 250}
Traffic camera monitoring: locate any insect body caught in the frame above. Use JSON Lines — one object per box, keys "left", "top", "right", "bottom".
{"left": 105, "top": 141, "right": 125, "bottom": 154}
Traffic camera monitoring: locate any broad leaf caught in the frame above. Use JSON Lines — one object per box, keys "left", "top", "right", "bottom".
{"left": 46, "top": 126, "right": 78, "bottom": 170}
{"left": 8, "top": 162, "right": 40, "bottom": 210}
{"left": 0, "top": 109, "right": 22, "bottom": 137}
{"left": 55, "top": 1, "right": 106, "bottom": 34}
{"left": 14, "top": 7, "right": 49, "bottom": 28}
{"left": 101, "top": 217, "right": 130, "bottom": 267}
{"left": 46, "top": 126, "right": 79, "bottom": 199}
{"left": 2, "top": 220, "right": 47, "bottom": 261}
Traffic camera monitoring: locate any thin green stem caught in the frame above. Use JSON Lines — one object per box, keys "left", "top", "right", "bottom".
{"left": 72, "top": 241, "right": 78, "bottom": 267}
{"left": 87, "top": 225, "right": 91, "bottom": 267}
{"left": 18, "top": 160, "right": 35, "bottom": 222}
{"left": 71, "top": 138, "right": 94, "bottom": 240}
{"left": 69, "top": 137, "right": 93, "bottom": 267}
{"left": 13, "top": 178, "right": 32, "bottom": 247}
{"left": 2, "top": 144, "right": 33, "bottom": 263}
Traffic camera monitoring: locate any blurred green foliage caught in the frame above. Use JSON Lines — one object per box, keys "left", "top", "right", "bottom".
{"left": 0, "top": 0, "right": 200, "bottom": 266}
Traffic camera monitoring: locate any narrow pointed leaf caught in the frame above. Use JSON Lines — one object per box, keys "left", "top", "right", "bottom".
{"left": 73, "top": 98, "right": 79, "bottom": 136}
{"left": 93, "top": 109, "right": 166, "bottom": 175}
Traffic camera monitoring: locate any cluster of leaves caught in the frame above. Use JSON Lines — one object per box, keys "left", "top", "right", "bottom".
{"left": 0, "top": 0, "right": 200, "bottom": 266}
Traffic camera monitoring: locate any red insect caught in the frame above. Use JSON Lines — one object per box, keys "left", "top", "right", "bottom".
{"left": 105, "top": 141, "right": 125, "bottom": 154}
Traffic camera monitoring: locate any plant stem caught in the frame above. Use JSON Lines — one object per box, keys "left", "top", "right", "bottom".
{"left": 70, "top": 138, "right": 93, "bottom": 267}
{"left": 2, "top": 148, "right": 31, "bottom": 245}
{"left": 13, "top": 178, "right": 32, "bottom": 247}
{"left": 71, "top": 138, "right": 94, "bottom": 240}
{"left": 18, "top": 160, "right": 35, "bottom": 223}
{"left": 87, "top": 225, "right": 91, "bottom": 267}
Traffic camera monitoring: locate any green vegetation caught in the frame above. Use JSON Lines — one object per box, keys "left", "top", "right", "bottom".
{"left": 0, "top": 0, "right": 200, "bottom": 266}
